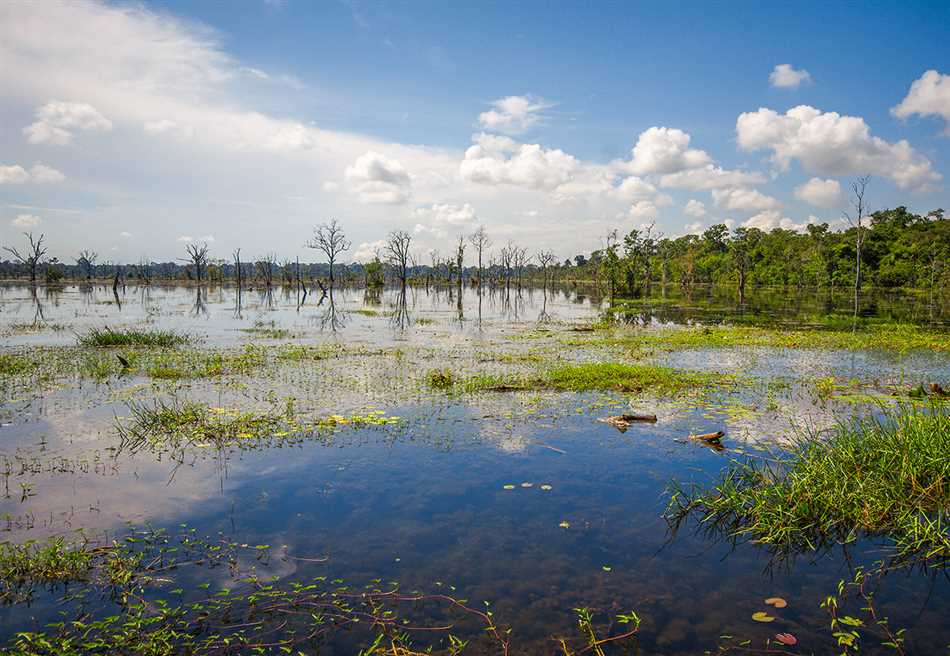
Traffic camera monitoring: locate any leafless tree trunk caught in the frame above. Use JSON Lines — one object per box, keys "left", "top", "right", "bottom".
{"left": 455, "top": 235, "right": 466, "bottom": 286}
{"left": 4, "top": 232, "right": 48, "bottom": 283}
{"left": 844, "top": 175, "right": 870, "bottom": 328}
{"left": 306, "top": 218, "right": 351, "bottom": 287}
{"left": 257, "top": 253, "right": 277, "bottom": 287}
{"left": 76, "top": 249, "right": 98, "bottom": 280}
{"left": 537, "top": 250, "right": 556, "bottom": 288}
{"left": 469, "top": 225, "right": 491, "bottom": 286}
{"left": 232, "top": 248, "right": 243, "bottom": 291}
{"left": 385, "top": 230, "right": 412, "bottom": 285}
{"left": 181, "top": 242, "right": 210, "bottom": 283}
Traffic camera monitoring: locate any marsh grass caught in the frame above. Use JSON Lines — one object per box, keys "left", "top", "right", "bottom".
{"left": 116, "top": 400, "right": 401, "bottom": 453}
{"left": 667, "top": 405, "right": 950, "bottom": 566}
{"left": 0, "top": 354, "right": 36, "bottom": 377}
{"left": 0, "top": 537, "right": 94, "bottom": 602}
{"left": 78, "top": 327, "right": 190, "bottom": 348}
{"left": 625, "top": 323, "right": 949, "bottom": 353}
{"left": 427, "top": 362, "right": 727, "bottom": 395}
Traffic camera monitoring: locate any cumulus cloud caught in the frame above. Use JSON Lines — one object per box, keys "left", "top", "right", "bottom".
{"left": 794, "top": 177, "right": 843, "bottom": 208}
{"left": 23, "top": 101, "right": 112, "bottom": 145}
{"left": 684, "top": 221, "right": 704, "bottom": 236}
{"left": 477, "top": 95, "right": 552, "bottom": 134}
{"left": 660, "top": 164, "right": 767, "bottom": 190}
{"left": 0, "top": 163, "right": 65, "bottom": 184}
{"left": 742, "top": 209, "right": 817, "bottom": 233}
{"left": 413, "top": 202, "right": 477, "bottom": 227}
{"left": 769, "top": 64, "right": 811, "bottom": 89}
{"left": 712, "top": 187, "right": 781, "bottom": 212}
{"left": 460, "top": 132, "right": 578, "bottom": 191}
{"left": 891, "top": 70, "right": 950, "bottom": 135}
{"left": 736, "top": 105, "right": 941, "bottom": 191}
{"left": 623, "top": 127, "right": 711, "bottom": 176}
{"left": 627, "top": 200, "right": 659, "bottom": 221}
{"left": 352, "top": 239, "right": 387, "bottom": 262}
{"left": 11, "top": 214, "right": 42, "bottom": 228}
{"left": 683, "top": 199, "right": 706, "bottom": 217}
{"left": 176, "top": 234, "right": 214, "bottom": 243}
{"left": 343, "top": 151, "right": 412, "bottom": 204}
{"left": 612, "top": 175, "right": 659, "bottom": 201}
{"left": 120, "top": 231, "right": 133, "bottom": 237}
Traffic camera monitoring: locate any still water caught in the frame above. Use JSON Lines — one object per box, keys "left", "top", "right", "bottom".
{"left": 0, "top": 283, "right": 947, "bottom": 654}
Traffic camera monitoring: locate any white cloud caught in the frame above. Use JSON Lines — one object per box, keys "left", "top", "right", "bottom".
{"left": 742, "top": 209, "right": 817, "bottom": 233}
{"left": 352, "top": 239, "right": 387, "bottom": 262}
{"left": 684, "top": 199, "right": 706, "bottom": 217}
{"left": 23, "top": 101, "right": 112, "bottom": 145}
{"left": 612, "top": 175, "right": 659, "bottom": 201}
{"left": 120, "top": 231, "right": 133, "bottom": 237}
{"left": 144, "top": 119, "right": 179, "bottom": 135}
{"left": 712, "top": 187, "right": 780, "bottom": 212}
{"left": 0, "top": 165, "right": 30, "bottom": 184}
{"left": 769, "top": 64, "right": 811, "bottom": 89}
{"left": 477, "top": 95, "right": 551, "bottom": 134}
{"left": 627, "top": 200, "right": 659, "bottom": 221}
{"left": 736, "top": 105, "right": 941, "bottom": 191}
{"left": 891, "top": 70, "right": 950, "bottom": 135}
{"left": 177, "top": 235, "right": 193, "bottom": 242}
{"left": 11, "top": 213, "right": 41, "bottom": 228}
{"left": 684, "top": 221, "right": 704, "bottom": 235}
{"left": 413, "top": 202, "right": 477, "bottom": 227}
{"left": 660, "top": 164, "right": 767, "bottom": 190}
{"left": 343, "top": 151, "right": 412, "bottom": 204}
{"left": 794, "top": 177, "right": 843, "bottom": 208}
{"left": 0, "top": 163, "right": 65, "bottom": 184}
{"left": 176, "top": 234, "right": 215, "bottom": 243}
{"left": 460, "top": 132, "right": 578, "bottom": 191}
{"left": 624, "top": 127, "right": 711, "bottom": 176}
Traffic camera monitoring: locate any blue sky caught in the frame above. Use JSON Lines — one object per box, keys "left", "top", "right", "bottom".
{"left": 1, "top": 1, "right": 949, "bottom": 262}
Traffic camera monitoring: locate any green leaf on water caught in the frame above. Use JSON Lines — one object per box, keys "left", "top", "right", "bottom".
{"left": 751, "top": 612, "right": 775, "bottom": 623}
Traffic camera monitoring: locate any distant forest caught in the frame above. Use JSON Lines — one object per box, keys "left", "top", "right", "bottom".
{"left": 0, "top": 206, "right": 947, "bottom": 299}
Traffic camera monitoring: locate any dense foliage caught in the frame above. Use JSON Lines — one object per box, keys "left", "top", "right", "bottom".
{"left": 573, "top": 207, "right": 948, "bottom": 297}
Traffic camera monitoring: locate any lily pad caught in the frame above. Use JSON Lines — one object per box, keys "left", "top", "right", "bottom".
{"left": 540, "top": 484, "right": 553, "bottom": 491}
{"left": 774, "top": 633, "right": 797, "bottom": 646}
{"left": 752, "top": 612, "right": 775, "bottom": 623}
{"left": 502, "top": 484, "right": 515, "bottom": 490}
{"left": 520, "top": 482, "right": 533, "bottom": 488}
{"left": 558, "top": 520, "right": 570, "bottom": 529}
{"left": 764, "top": 597, "right": 787, "bottom": 608}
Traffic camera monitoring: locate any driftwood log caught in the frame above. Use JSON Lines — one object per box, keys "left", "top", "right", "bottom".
{"left": 689, "top": 430, "right": 724, "bottom": 443}
{"left": 599, "top": 413, "right": 658, "bottom": 432}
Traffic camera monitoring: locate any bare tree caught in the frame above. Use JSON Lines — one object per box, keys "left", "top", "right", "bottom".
{"left": 306, "top": 219, "right": 351, "bottom": 287}
{"left": 232, "top": 248, "right": 243, "bottom": 290}
{"left": 181, "top": 242, "right": 210, "bottom": 283}
{"left": 385, "top": 230, "right": 413, "bottom": 285}
{"left": 138, "top": 256, "right": 151, "bottom": 285}
{"left": 257, "top": 253, "right": 278, "bottom": 287}
{"left": 843, "top": 175, "right": 871, "bottom": 325}
{"left": 468, "top": 225, "right": 491, "bottom": 286}
{"left": 499, "top": 241, "right": 515, "bottom": 285}
{"left": 4, "top": 232, "right": 48, "bottom": 283}
{"left": 454, "top": 235, "right": 466, "bottom": 286}
{"left": 512, "top": 245, "right": 531, "bottom": 288}
{"left": 537, "top": 250, "right": 556, "bottom": 288}
{"left": 76, "top": 249, "right": 98, "bottom": 280}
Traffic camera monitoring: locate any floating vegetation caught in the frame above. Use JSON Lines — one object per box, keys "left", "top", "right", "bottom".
{"left": 0, "top": 354, "right": 35, "bottom": 377}
{"left": 0, "top": 537, "right": 94, "bottom": 604}
{"left": 666, "top": 405, "right": 950, "bottom": 567}
{"left": 77, "top": 327, "right": 190, "bottom": 348}
{"left": 116, "top": 400, "right": 401, "bottom": 453}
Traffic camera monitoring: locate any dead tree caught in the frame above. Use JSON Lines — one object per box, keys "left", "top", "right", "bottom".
{"left": 232, "top": 248, "right": 243, "bottom": 290}
{"left": 4, "top": 232, "right": 48, "bottom": 283}
{"left": 181, "top": 242, "right": 210, "bottom": 283}
{"left": 76, "top": 249, "right": 98, "bottom": 280}
{"left": 385, "top": 230, "right": 412, "bottom": 285}
{"left": 469, "top": 226, "right": 491, "bottom": 286}
{"left": 843, "top": 175, "right": 870, "bottom": 325}
{"left": 306, "top": 218, "right": 351, "bottom": 287}
{"left": 257, "top": 253, "right": 277, "bottom": 287}
{"left": 499, "top": 241, "right": 515, "bottom": 286}
{"left": 537, "top": 250, "right": 556, "bottom": 288}
{"left": 455, "top": 235, "right": 466, "bottom": 286}
{"left": 512, "top": 246, "right": 530, "bottom": 288}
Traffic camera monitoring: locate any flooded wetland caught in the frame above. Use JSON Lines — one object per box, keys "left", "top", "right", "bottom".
{"left": 0, "top": 282, "right": 948, "bottom": 655}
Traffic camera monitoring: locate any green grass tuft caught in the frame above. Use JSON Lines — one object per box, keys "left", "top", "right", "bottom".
{"left": 667, "top": 405, "right": 950, "bottom": 566}
{"left": 78, "top": 327, "right": 189, "bottom": 348}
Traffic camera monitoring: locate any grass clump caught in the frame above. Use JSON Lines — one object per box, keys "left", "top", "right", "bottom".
{"left": 0, "top": 537, "right": 94, "bottom": 603}
{"left": 425, "top": 368, "right": 457, "bottom": 389}
{"left": 0, "top": 354, "right": 36, "bottom": 377}
{"left": 667, "top": 406, "right": 950, "bottom": 566}
{"left": 544, "top": 362, "right": 722, "bottom": 393}
{"left": 78, "top": 327, "right": 189, "bottom": 348}
{"left": 117, "top": 400, "right": 401, "bottom": 453}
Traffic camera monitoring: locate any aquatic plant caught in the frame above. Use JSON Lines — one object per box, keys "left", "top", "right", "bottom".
{"left": 77, "top": 327, "right": 190, "bottom": 348}
{"left": 666, "top": 405, "right": 950, "bottom": 567}
{"left": 0, "top": 354, "right": 35, "bottom": 377}
{"left": 0, "top": 537, "right": 94, "bottom": 604}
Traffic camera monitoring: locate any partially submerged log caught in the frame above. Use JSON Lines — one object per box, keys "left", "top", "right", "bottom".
{"left": 689, "top": 430, "right": 724, "bottom": 443}
{"left": 931, "top": 383, "right": 948, "bottom": 398}
{"left": 599, "top": 413, "right": 658, "bottom": 432}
